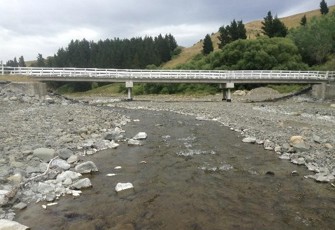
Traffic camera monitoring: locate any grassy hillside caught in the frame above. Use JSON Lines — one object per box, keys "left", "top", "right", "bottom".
{"left": 163, "top": 5, "right": 335, "bottom": 69}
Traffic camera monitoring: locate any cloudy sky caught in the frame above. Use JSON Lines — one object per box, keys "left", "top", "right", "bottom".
{"left": 1, "top": 0, "right": 334, "bottom": 62}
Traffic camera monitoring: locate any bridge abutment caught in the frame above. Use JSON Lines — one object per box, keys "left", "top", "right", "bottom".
{"left": 312, "top": 83, "right": 335, "bottom": 100}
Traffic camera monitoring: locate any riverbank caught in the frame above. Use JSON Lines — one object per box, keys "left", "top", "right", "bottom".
{"left": 0, "top": 86, "right": 334, "bottom": 228}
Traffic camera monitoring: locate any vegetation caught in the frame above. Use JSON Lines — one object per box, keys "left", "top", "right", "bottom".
{"left": 300, "top": 15, "right": 307, "bottom": 26}
{"left": 202, "top": 34, "right": 214, "bottom": 55}
{"left": 289, "top": 11, "right": 335, "bottom": 66}
{"left": 5, "top": 56, "right": 26, "bottom": 67}
{"left": 261, "top": 11, "right": 288, "bottom": 37}
{"left": 218, "top": 20, "right": 247, "bottom": 48}
{"left": 320, "top": 0, "right": 329, "bottom": 15}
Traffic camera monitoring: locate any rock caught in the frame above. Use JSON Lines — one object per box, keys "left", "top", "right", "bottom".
{"left": 13, "top": 202, "right": 27, "bottom": 210}
{"left": 242, "top": 137, "right": 256, "bottom": 144}
{"left": 71, "top": 178, "right": 92, "bottom": 189}
{"left": 292, "top": 143, "right": 310, "bottom": 152}
{"left": 0, "top": 219, "right": 29, "bottom": 230}
{"left": 51, "top": 159, "right": 71, "bottom": 170}
{"left": 313, "top": 135, "right": 322, "bottom": 144}
{"left": 263, "top": 140, "right": 275, "bottom": 150}
{"left": 115, "top": 182, "right": 134, "bottom": 192}
{"left": 33, "top": 148, "right": 55, "bottom": 162}
{"left": 105, "top": 130, "right": 124, "bottom": 141}
{"left": 75, "top": 161, "right": 98, "bottom": 174}
{"left": 289, "top": 136, "right": 304, "bottom": 145}
{"left": 291, "top": 171, "right": 299, "bottom": 176}
{"left": 291, "top": 157, "right": 306, "bottom": 165}
{"left": 330, "top": 104, "right": 335, "bottom": 108}
{"left": 56, "top": 171, "right": 82, "bottom": 183}
{"left": 325, "top": 143, "right": 333, "bottom": 149}
{"left": 274, "top": 145, "right": 281, "bottom": 153}
{"left": 107, "top": 140, "right": 120, "bottom": 149}
{"left": 0, "top": 190, "right": 10, "bottom": 206}
{"left": 37, "top": 182, "right": 55, "bottom": 195}
{"left": 7, "top": 173, "right": 23, "bottom": 185}
{"left": 58, "top": 148, "right": 74, "bottom": 160}
{"left": 128, "top": 139, "right": 142, "bottom": 146}
{"left": 233, "top": 90, "right": 247, "bottom": 96}
{"left": 306, "top": 173, "right": 335, "bottom": 183}
{"left": 67, "top": 155, "right": 79, "bottom": 164}
{"left": 279, "top": 153, "right": 290, "bottom": 160}
{"left": 133, "top": 132, "right": 148, "bottom": 140}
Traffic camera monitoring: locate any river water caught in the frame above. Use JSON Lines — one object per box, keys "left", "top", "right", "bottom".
{"left": 16, "top": 108, "right": 335, "bottom": 230}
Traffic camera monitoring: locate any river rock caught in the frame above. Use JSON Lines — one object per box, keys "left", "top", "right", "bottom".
{"left": 233, "top": 90, "right": 247, "bottom": 96}
{"left": 291, "top": 157, "right": 306, "bottom": 165}
{"left": 58, "top": 148, "right": 74, "bottom": 160}
{"left": 67, "top": 155, "right": 79, "bottom": 164}
{"left": 312, "top": 135, "right": 322, "bottom": 144}
{"left": 242, "top": 137, "right": 256, "bottom": 143}
{"left": 263, "top": 140, "right": 275, "bottom": 150}
{"left": 279, "top": 153, "right": 290, "bottom": 160}
{"left": 33, "top": 148, "right": 55, "bottom": 162}
{"left": 115, "top": 182, "right": 134, "bottom": 192}
{"left": 0, "top": 190, "right": 10, "bottom": 206}
{"left": 128, "top": 139, "right": 142, "bottom": 146}
{"left": 292, "top": 143, "right": 310, "bottom": 152}
{"left": 71, "top": 178, "right": 92, "bottom": 189}
{"left": 133, "top": 132, "right": 148, "bottom": 140}
{"left": 50, "top": 159, "right": 71, "bottom": 170}
{"left": 324, "top": 143, "right": 333, "bottom": 149}
{"left": 13, "top": 202, "right": 27, "bottom": 210}
{"left": 56, "top": 171, "right": 82, "bottom": 183}
{"left": 0, "top": 219, "right": 29, "bottom": 230}
{"left": 306, "top": 173, "right": 335, "bottom": 183}
{"left": 75, "top": 161, "right": 98, "bottom": 174}
{"left": 289, "top": 136, "right": 304, "bottom": 145}
{"left": 37, "top": 182, "right": 55, "bottom": 195}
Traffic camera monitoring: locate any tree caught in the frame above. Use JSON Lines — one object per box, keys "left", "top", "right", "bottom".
{"left": 261, "top": 11, "right": 288, "bottom": 37}
{"left": 300, "top": 15, "right": 307, "bottom": 26}
{"left": 218, "top": 19, "right": 246, "bottom": 48}
{"left": 36, "top": 53, "right": 45, "bottom": 67}
{"left": 320, "top": 0, "right": 329, "bottom": 15}
{"left": 202, "top": 34, "right": 214, "bottom": 55}
{"left": 18, "top": 56, "right": 26, "bottom": 67}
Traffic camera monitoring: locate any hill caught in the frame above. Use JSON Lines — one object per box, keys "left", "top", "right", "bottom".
{"left": 163, "top": 5, "right": 335, "bottom": 69}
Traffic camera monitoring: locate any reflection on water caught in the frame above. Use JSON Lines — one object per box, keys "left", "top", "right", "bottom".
{"left": 16, "top": 109, "right": 335, "bottom": 230}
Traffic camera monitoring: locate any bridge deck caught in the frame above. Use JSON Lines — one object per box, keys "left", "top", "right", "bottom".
{"left": 2, "top": 67, "right": 334, "bottom": 84}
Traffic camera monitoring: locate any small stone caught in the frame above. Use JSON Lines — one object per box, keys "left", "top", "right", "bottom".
{"left": 279, "top": 153, "right": 290, "bottom": 160}
{"left": 263, "top": 140, "right": 275, "bottom": 150}
{"left": 290, "top": 136, "right": 304, "bottom": 145}
{"left": 291, "top": 171, "right": 299, "bottom": 176}
{"left": 50, "top": 159, "right": 71, "bottom": 170}
{"left": 13, "top": 202, "right": 27, "bottom": 210}
{"left": 242, "top": 137, "right": 256, "bottom": 143}
{"left": 265, "top": 171, "right": 275, "bottom": 176}
{"left": 58, "top": 148, "right": 74, "bottom": 160}
{"left": 114, "top": 166, "right": 122, "bottom": 170}
{"left": 75, "top": 161, "right": 98, "bottom": 174}
{"left": 67, "top": 155, "right": 79, "bottom": 164}
{"left": 291, "top": 157, "right": 306, "bottom": 165}
{"left": 313, "top": 135, "right": 322, "bottom": 144}
{"left": 106, "top": 173, "right": 117, "bottom": 177}
{"left": 71, "top": 178, "right": 92, "bottom": 189}
{"left": 292, "top": 142, "right": 310, "bottom": 152}
{"left": 115, "top": 182, "right": 134, "bottom": 192}
{"left": 133, "top": 132, "right": 148, "bottom": 140}
{"left": 128, "top": 139, "right": 142, "bottom": 146}
{"left": 325, "top": 143, "right": 333, "bottom": 149}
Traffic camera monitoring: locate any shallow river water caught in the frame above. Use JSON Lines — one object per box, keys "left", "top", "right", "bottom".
{"left": 16, "top": 108, "right": 335, "bottom": 230}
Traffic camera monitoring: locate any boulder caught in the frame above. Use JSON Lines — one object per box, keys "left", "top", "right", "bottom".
{"left": 67, "top": 155, "right": 79, "bottom": 164}
{"left": 75, "top": 161, "right": 98, "bottom": 174}
{"left": 33, "top": 148, "right": 55, "bottom": 162}
{"left": 56, "top": 171, "right": 82, "bottom": 183}
{"left": 263, "top": 140, "right": 275, "bottom": 150}
{"left": 0, "top": 219, "right": 29, "bottom": 230}
{"left": 233, "top": 90, "right": 247, "bottom": 96}
{"left": 71, "top": 178, "right": 92, "bottom": 189}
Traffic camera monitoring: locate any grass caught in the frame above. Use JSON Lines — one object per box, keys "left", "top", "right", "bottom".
{"left": 267, "top": 84, "right": 308, "bottom": 94}
{"left": 62, "top": 83, "right": 123, "bottom": 97}
{"left": 0, "top": 74, "right": 37, "bottom": 82}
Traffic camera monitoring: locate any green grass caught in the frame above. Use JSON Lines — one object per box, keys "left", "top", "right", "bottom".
{"left": 267, "top": 84, "right": 308, "bottom": 94}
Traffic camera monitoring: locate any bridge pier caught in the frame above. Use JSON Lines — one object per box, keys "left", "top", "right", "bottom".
{"left": 312, "top": 82, "right": 335, "bottom": 100}
{"left": 220, "top": 83, "right": 234, "bottom": 102}
{"left": 126, "top": 81, "right": 133, "bottom": 101}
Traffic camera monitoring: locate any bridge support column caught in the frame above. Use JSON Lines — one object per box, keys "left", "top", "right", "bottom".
{"left": 219, "top": 83, "right": 234, "bottom": 102}
{"left": 126, "top": 81, "right": 133, "bottom": 101}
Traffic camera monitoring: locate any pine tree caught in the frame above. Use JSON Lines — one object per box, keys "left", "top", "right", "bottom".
{"left": 218, "top": 20, "right": 246, "bottom": 48}
{"left": 18, "top": 56, "right": 26, "bottom": 67}
{"left": 36, "top": 53, "right": 45, "bottom": 67}
{"left": 261, "top": 11, "right": 287, "bottom": 37}
{"left": 202, "top": 34, "right": 214, "bottom": 55}
{"left": 320, "top": 0, "right": 329, "bottom": 15}
{"left": 300, "top": 15, "right": 307, "bottom": 26}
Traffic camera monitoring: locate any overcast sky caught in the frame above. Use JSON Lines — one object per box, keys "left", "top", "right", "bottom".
{"left": 1, "top": 0, "right": 334, "bottom": 62}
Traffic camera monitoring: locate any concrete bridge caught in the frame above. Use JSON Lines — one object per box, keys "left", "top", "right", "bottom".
{"left": 2, "top": 66, "right": 335, "bottom": 101}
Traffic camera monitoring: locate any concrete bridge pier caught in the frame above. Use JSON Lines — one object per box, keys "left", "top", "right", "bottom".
{"left": 220, "top": 83, "right": 234, "bottom": 102}
{"left": 126, "top": 81, "right": 133, "bottom": 101}
{"left": 312, "top": 82, "right": 335, "bottom": 100}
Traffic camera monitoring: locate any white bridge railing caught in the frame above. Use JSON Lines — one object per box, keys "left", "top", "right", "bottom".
{"left": 2, "top": 66, "right": 334, "bottom": 83}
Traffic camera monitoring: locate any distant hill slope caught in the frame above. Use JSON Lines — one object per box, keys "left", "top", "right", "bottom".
{"left": 163, "top": 5, "right": 335, "bottom": 69}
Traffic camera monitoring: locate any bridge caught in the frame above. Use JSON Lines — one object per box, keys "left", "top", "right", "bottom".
{"left": 2, "top": 66, "right": 335, "bottom": 101}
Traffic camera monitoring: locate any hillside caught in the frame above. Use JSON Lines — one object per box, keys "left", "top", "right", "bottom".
{"left": 163, "top": 5, "right": 335, "bottom": 69}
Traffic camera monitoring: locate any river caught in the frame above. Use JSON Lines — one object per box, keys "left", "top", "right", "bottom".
{"left": 15, "top": 108, "right": 335, "bottom": 230}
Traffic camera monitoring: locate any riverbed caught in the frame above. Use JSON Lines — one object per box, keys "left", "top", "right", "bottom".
{"left": 15, "top": 107, "right": 335, "bottom": 230}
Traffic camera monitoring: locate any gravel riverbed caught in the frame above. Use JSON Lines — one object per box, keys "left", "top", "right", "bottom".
{"left": 0, "top": 85, "right": 334, "bottom": 228}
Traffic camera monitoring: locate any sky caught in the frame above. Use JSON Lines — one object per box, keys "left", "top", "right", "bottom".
{"left": 0, "top": 0, "right": 334, "bottom": 62}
